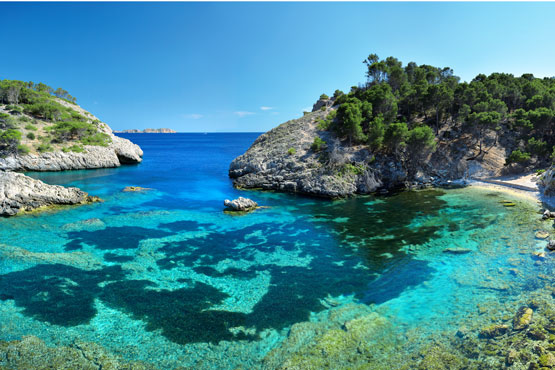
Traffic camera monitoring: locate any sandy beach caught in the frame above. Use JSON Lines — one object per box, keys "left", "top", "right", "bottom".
{"left": 469, "top": 172, "right": 555, "bottom": 209}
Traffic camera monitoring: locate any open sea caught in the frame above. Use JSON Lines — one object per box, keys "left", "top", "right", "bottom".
{"left": 0, "top": 133, "right": 552, "bottom": 369}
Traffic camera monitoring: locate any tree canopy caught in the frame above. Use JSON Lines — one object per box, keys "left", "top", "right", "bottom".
{"left": 320, "top": 54, "right": 555, "bottom": 167}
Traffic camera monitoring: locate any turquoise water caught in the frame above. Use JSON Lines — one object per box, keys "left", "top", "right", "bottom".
{"left": 0, "top": 133, "right": 551, "bottom": 368}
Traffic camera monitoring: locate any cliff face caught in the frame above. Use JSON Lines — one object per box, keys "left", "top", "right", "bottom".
{"left": 229, "top": 107, "right": 512, "bottom": 198}
{"left": 0, "top": 134, "right": 142, "bottom": 171}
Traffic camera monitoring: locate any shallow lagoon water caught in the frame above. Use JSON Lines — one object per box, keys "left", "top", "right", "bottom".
{"left": 0, "top": 133, "right": 552, "bottom": 369}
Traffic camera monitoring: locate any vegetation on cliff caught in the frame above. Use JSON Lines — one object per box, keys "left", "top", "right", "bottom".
{"left": 322, "top": 54, "right": 555, "bottom": 169}
{"left": 0, "top": 79, "right": 111, "bottom": 156}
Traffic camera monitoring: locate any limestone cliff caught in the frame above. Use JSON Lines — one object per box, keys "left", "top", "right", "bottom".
{"left": 229, "top": 106, "right": 513, "bottom": 198}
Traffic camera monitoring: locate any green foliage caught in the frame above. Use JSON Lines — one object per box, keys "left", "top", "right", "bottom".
{"left": 384, "top": 122, "right": 408, "bottom": 152}
{"left": 80, "top": 132, "right": 111, "bottom": 147}
{"left": 367, "top": 116, "right": 385, "bottom": 151}
{"left": 287, "top": 147, "right": 296, "bottom": 155}
{"left": 0, "top": 129, "right": 22, "bottom": 154}
{"left": 339, "top": 163, "right": 365, "bottom": 176}
{"left": 36, "top": 143, "right": 54, "bottom": 153}
{"left": 316, "top": 53, "right": 555, "bottom": 165}
{"left": 505, "top": 149, "right": 531, "bottom": 165}
{"left": 17, "top": 144, "right": 30, "bottom": 154}
{"left": 317, "top": 110, "right": 337, "bottom": 131}
{"left": 336, "top": 98, "right": 367, "bottom": 143}
{"left": 527, "top": 137, "right": 549, "bottom": 156}
{"left": 407, "top": 125, "right": 437, "bottom": 154}
{"left": 536, "top": 169, "right": 546, "bottom": 175}
{"left": 24, "top": 123, "right": 37, "bottom": 131}
{"left": 26, "top": 132, "right": 35, "bottom": 140}
{"left": 62, "top": 144, "right": 85, "bottom": 153}
{"left": 311, "top": 137, "right": 326, "bottom": 152}
{"left": 319, "top": 94, "right": 329, "bottom": 100}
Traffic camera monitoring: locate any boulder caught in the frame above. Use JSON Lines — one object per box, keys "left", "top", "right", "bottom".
{"left": 536, "top": 230, "right": 550, "bottom": 239}
{"left": 548, "top": 240, "right": 555, "bottom": 251}
{"left": 513, "top": 307, "right": 533, "bottom": 330}
{"left": 224, "top": 197, "right": 258, "bottom": 212}
{"left": 479, "top": 324, "right": 508, "bottom": 338}
{"left": 543, "top": 210, "right": 555, "bottom": 220}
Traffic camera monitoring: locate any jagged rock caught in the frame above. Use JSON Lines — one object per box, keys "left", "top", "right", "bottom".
{"left": 479, "top": 324, "right": 508, "bottom": 338}
{"left": 513, "top": 307, "right": 533, "bottom": 330}
{"left": 0, "top": 171, "right": 98, "bottom": 216}
{"left": 224, "top": 197, "right": 258, "bottom": 212}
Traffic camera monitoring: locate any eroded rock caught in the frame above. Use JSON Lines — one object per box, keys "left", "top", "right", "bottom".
{"left": 513, "top": 307, "right": 533, "bottom": 330}
{"left": 0, "top": 171, "right": 99, "bottom": 216}
{"left": 224, "top": 197, "right": 258, "bottom": 212}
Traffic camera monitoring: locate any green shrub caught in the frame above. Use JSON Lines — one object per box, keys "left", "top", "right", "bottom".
{"left": 536, "top": 169, "right": 546, "bottom": 175}
{"left": 70, "top": 144, "right": 85, "bottom": 153}
{"left": 320, "top": 93, "right": 329, "bottom": 100}
{"left": 0, "top": 129, "right": 22, "bottom": 154}
{"left": 320, "top": 106, "right": 326, "bottom": 111}
{"left": 527, "top": 137, "right": 549, "bottom": 156}
{"left": 25, "top": 124, "right": 37, "bottom": 131}
{"left": 341, "top": 163, "right": 364, "bottom": 176}
{"left": 311, "top": 137, "right": 326, "bottom": 152}
{"left": 80, "top": 132, "right": 111, "bottom": 147}
{"left": 37, "top": 143, "right": 54, "bottom": 153}
{"left": 287, "top": 147, "right": 296, "bottom": 155}
{"left": 26, "top": 132, "right": 35, "bottom": 140}
{"left": 505, "top": 150, "right": 531, "bottom": 165}
{"left": 17, "top": 144, "right": 30, "bottom": 154}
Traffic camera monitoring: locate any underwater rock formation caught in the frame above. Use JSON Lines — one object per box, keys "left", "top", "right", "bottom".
{"left": 0, "top": 336, "right": 156, "bottom": 370}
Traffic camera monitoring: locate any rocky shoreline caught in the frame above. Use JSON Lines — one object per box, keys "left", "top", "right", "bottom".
{"left": 230, "top": 104, "right": 555, "bottom": 201}
{"left": 0, "top": 171, "right": 101, "bottom": 216}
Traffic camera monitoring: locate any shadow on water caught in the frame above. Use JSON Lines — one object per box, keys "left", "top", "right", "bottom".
{"left": 0, "top": 190, "right": 450, "bottom": 344}
{"left": 64, "top": 226, "right": 174, "bottom": 251}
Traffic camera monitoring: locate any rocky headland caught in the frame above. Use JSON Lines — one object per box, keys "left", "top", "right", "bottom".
{"left": 0, "top": 79, "right": 143, "bottom": 215}
{"left": 229, "top": 101, "right": 510, "bottom": 198}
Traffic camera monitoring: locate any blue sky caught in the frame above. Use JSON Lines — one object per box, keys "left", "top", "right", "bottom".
{"left": 2, "top": 2, "right": 555, "bottom": 132}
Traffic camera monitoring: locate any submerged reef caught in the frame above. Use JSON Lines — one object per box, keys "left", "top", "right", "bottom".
{"left": 0, "top": 336, "right": 156, "bottom": 370}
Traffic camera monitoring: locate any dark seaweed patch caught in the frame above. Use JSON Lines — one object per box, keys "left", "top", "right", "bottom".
{"left": 64, "top": 226, "right": 173, "bottom": 251}
{"left": 100, "top": 279, "right": 252, "bottom": 344}
{"left": 0, "top": 264, "right": 125, "bottom": 326}
{"left": 158, "top": 220, "right": 211, "bottom": 232}
{"left": 103, "top": 253, "right": 134, "bottom": 263}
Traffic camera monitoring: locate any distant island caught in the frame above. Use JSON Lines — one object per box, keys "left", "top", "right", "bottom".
{"left": 115, "top": 128, "right": 177, "bottom": 133}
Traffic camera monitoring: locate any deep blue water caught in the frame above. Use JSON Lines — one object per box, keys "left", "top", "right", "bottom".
{"left": 0, "top": 133, "right": 549, "bottom": 369}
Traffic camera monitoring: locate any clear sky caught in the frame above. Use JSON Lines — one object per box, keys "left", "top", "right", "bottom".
{"left": 2, "top": 2, "right": 555, "bottom": 132}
